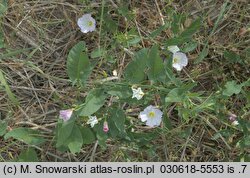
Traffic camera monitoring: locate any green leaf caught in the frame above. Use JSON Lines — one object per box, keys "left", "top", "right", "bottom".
{"left": 165, "top": 83, "right": 196, "bottom": 103}
{"left": 107, "top": 119, "right": 119, "bottom": 138}
{"left": 66, "top": 41, "right": 92, "bottom": 86}
{"left": 117, "top": 5, "right": 134, "bottom": 21}
{"left": 149, "top": 23, "right": 170, "bottom": 38}
{"left": 223, "top": 81, "right": 243, "bottom": 96}
{"left": 165, "top": 37, "right": 190, "bottom": 46}
{"left": 56, "top": 120, "right": 75, "bottom": 148}
{"left": 179, "top": 127, "right": 192, "bottom": 139}
{"left": 165, "top": 88, "right": 185, "bottom": 103}
{"left": 18, "top": 148, "right": 38, "bottom": 162}
{"left": 0, "top": 70, "right": 19, "bottom": 105}
{"left": 111, "top": 108, "right": 126, "bottom": 133}
{"left": 106, "top": 55, "right": 116, "bottom": 63}
{"left": 177, "top": 107, "right": 193, "bottom": 121}
{"left": 224, "top": 51, "right": 241, "bottom": 63}
{"left": 108, "top": 108, "right": 126, "bottom": 138}
{"left": 146, "top": 45, "right": 165, "bottom": 82}
{"left": 129, "top": 131, "right": 158, "bottom": 146}
{"left": 93, "top": 121, "right": 108, "bottom": 148}
{"left": 243, "top": 78, "right": 250, "bottom": 87}
{"left": 182, "top": 41, "right": 198, "bottom": 53}
{"left": 81, "top": 127, "right": 96, "bottom": 145}
{"left": 163, "top": 116, "right": 173, "bottom": 130}
{"left": 79, "top": 88, "right": 107, "bottom": 116}
{"left": 103, "top": 14, "right": 118, "bottom": 33}
{"left": 211, "top": 130, "right": 232, "bottom": 141}
{"left": 4, "top": 128, "right": 45, "bottom": 145}
{"left": 107, "top": 85, "right": 131, "bottom": 99}
{"left": 171, "top": 13, "right": 186, "bottom": 35}
{"left": 127, "top": 36, "right": 141, "bottom": 45}
{"left": 0, "top": 120, "right": 7, "bottom": 136}
{"left": 237, "top": 135, "right": 250, "bottom": 149}
{"left": 91, "top": 48, "right": 105, "bottom": 58}
{"left": 181, "top": 18, "right": 201, "bottom": 38}
{"left": 124, "top": 48, "right": 148, "bottom": 83}
{"left": 0, "top": 0, "right": 7, "bottom": 16}
{"left": 165, "top": 18, "right": 201, "bottom": 46}
{"left": 165, "top": 58, "right": 182, "bottom": 86}
{"left": 235, "top": 154, "right": 250, "bottom": 162}
{"left": 67, "top": 125, "right": 83, "bottom": 154}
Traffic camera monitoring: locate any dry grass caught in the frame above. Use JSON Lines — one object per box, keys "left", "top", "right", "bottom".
{"left": 0, "top": 0, "right": 249, "bottom": 161}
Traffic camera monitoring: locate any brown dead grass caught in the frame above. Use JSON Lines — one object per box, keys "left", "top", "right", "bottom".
{"left": 0, "top": 0, "right": 249, "bottom": 161}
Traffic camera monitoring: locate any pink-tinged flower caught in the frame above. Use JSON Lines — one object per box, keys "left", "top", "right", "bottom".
{"left": 59, "top": 109, "right": 73, "bottom": 122}
{"left": 103, "top": 121, "right": 109, "bottom": 133}
{"left": 228, "top": 113, "right": 239, "bottom": 126}
{"left": 228, "top": 113, "right": 237, "bottom": 122}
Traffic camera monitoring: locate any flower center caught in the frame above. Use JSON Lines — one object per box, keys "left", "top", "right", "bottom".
{"left": 88, "top": 21, "right": 93, "bottom": 27}
{"left": 148, "top": 111, "right": 155, "bottom": 118}
{"left": 139, "top": 92, "right": 144, "bottom": 96}
{"left": 173, "top": 58, "right": 178, "bottom": 64}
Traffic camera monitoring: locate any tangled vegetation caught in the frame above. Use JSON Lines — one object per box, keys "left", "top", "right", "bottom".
{"left": 0, "top": 0, "right": 249, "bottom": 162}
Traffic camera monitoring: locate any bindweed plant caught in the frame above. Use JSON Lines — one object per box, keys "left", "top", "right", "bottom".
{"left": 53, "top": 10, "right": 250, "bottom": 156}
{"left": 1, "top": 1, "right": 249, "bottom": 161}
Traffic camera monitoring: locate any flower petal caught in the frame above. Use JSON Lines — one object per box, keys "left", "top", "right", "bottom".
{"left": 232, "top": 120, "right": 239, "bottom": 126}
{"left": 168, "top": 45, "right": 180, "bottom": 53}
{"left": 144, "top": 105, "right": 154, "bottom": 112}
{"left": 139, "top": 112, "right": 148, "bottom": 122}
{"left": 173, "top": 52, "right": 188, "bottom": 66}
{"left": 146, "top": 119, "right": 155, "bottom": 127}
{"left": 172, "top": 63, "right": 183, "bottom": 71}
{"left": 59, "top": 109, "right": 73, "bottom": 122}
{"left": 154, "top": 109, "right": 163, "bottom": 118}
{"left": 153, "top": 116, "right": 162, "bottom": 126}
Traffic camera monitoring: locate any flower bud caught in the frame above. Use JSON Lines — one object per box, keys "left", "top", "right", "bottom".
{"left": 228, "top": 113, "right": 237, "bottom": 122}
{"left": 103, "top": 121, "right": 109, "bottom": 133}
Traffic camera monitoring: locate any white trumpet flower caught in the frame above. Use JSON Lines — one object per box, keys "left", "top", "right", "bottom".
{"left": 139, "top": 105, "right": 163, "bottom": 127}
{"left": 77, "top": 14, "right": 96, "bottom": 33}
{"left": 172, "top": 52, "right": 188, "bottom": 71}
{"left": 87, "top": 115, "right": 98, "bottom": 128}
{"left": 132, "top": 87, "right": 144, "bottom": 100}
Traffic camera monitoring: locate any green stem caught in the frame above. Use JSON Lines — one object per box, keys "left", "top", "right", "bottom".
{"left": 98, "top": 0, "right": 105, "bottom": 49}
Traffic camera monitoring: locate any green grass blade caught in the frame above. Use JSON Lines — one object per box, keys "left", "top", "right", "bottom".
{"left": 0, "top": 69, "right": 19, "bottom": 106}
